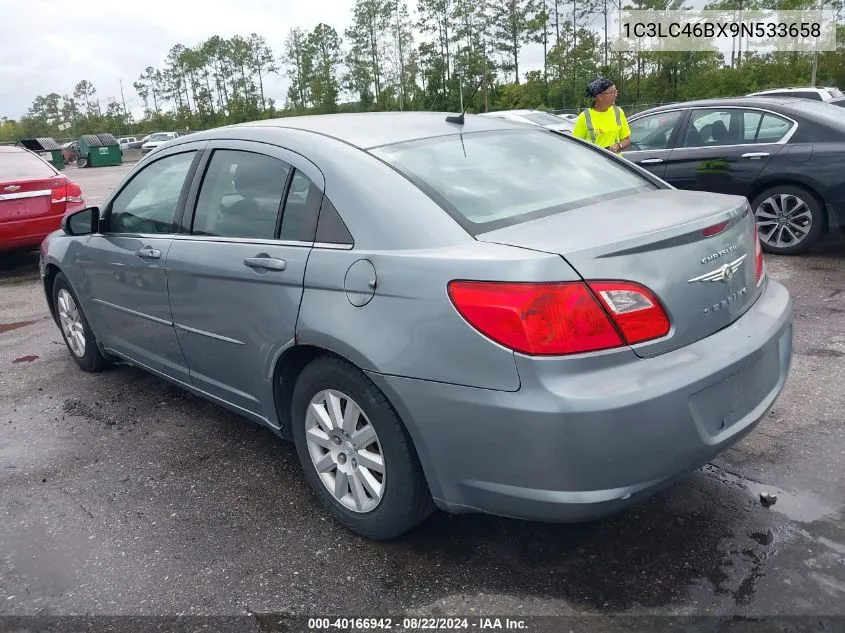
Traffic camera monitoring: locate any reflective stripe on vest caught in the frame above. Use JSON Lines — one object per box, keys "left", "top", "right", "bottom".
{"left": 582, "top": 106, "right": 622, "bottom": 145}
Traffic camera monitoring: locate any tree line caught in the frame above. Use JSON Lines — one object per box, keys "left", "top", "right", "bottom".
{"left": 2, "top": 0, "right": 845, "bottom": 143}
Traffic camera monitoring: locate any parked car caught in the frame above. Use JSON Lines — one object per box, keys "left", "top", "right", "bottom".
{"left": 747, "top": 86, "right": 845, "bottom": 107}
{"left": 61, "top": 141, "right": 78, "bottom": 164}
{"left": 127, "top": 136, "right": 148, "bottom": 150}
{"left": 141, "top": 132, "right": 180, "bottom": 154}
{"left": 0, "top": 146, "right": 86, "bottom": 253}
{"left": 626, "top": 96, "right": 845, "bottom": 255}
{"left": 117, "top": 136, "right": 137, "bottom": 150}
{"left": 479, "top": 109, "right": 574, "bottom": 133}
{"left": 39, "top": 112, "right": 793, "bottom": 540}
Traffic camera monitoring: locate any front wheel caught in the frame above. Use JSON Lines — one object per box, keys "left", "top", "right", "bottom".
{"left": 291, "top": 356, "right": 434, "bottom": 540}
{"left": 76, "top": 156, "right": 89, "bottom": 168}
{"left": 751, "top": 185, "right": 824, "bottom": 255}
{"left": 52, "top": 273, "right": 111, "bottom": 372}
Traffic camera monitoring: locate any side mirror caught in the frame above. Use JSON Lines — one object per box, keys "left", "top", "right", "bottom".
{"left": 61, "top": 206, "right": 100, "bottom": 236}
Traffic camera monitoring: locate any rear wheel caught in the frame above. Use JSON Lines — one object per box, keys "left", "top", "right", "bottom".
{"left": 52, "top": 273, "right": 110, "bottom": 372}
{"left": 751, "top": 185, "right": 824, "bottom": 255}
{"left": 76, "top": 156, "right": 89, "bottom": 168}
{"left": 291, "top": 355, "right": 434, "bottom": 540}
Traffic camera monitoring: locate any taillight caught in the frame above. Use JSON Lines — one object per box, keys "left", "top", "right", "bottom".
{"left": 50, "top": 182, "right": 84, "bottom": 205}
{"left": 66, "top": 182, "right": 83, "bottom": 203}
{"left": 50, "top": 184, "right": 67, "bottom": 205}
{"left": 588, "top": 281, "right": 671, "bottom": 345}
{"left": 753, "top": 222, "right": 765, "bottom": 286}
{"left": 447, "top": 280, "right": 670, "bottom": 356}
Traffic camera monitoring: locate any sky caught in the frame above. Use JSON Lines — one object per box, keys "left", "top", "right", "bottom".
{"left": 0, "top": 0, "right": 552, "bottom": 121}
{"left": 1, "top": 0, "right": 810, "bottom": 121}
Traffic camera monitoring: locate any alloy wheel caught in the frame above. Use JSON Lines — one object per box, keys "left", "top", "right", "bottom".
{"left": 57, "top": 289, "right": 86, "bottom": 357}
{"left": 304, "top": 389, "right": 386, "bottom": 513}
{"left": 755, "top": 193, "right": 813, "bottom": 250}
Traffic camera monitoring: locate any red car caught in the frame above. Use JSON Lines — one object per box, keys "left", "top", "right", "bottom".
{"left": 0, "top": 146, "right": 86, "bottom": 253}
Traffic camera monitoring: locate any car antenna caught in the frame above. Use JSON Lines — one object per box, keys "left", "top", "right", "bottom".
{"left": 445, "top": 74, "right": 486, "bottom": 125}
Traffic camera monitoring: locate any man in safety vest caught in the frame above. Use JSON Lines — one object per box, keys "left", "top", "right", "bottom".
{"left": 572, "top": 77, "right": 632, "bottom": 156}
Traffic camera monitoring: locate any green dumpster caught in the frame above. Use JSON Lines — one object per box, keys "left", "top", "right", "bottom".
{"left": 17, "top": 138, "right": 65, "bottom": 170}
{"left": 77, "top": 133, "right": 122, "bottom": 168}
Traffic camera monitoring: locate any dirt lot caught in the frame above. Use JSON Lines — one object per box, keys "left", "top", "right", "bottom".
{"left": 1, "top": 165, "right": 844, "bottom": 626}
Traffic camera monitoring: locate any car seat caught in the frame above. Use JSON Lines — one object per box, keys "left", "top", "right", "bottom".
{"left": 711, "top": 120, "right": 731, "bottom": 145}
{"left": 215, "top": 162, "right": 282, "bottom": 239}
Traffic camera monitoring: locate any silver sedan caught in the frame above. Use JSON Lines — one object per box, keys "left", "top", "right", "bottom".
{"left": 40, "top": 112, "right": 794, "bottom": 540}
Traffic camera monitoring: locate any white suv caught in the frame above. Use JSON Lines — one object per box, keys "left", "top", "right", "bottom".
{"left": 140, "top": 132, "right": 181, "bottom": 154}
{"left": 747, "top": 86, "right": 845, "bottom": 106}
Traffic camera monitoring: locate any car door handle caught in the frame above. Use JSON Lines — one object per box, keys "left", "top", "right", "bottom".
{"left": 741, "top": 152, "right": 770, "bottom": 159}
{"left": 135, "top": 246, "right": 161, "bottom": 259}
{"left": 244, "top": 256, "right": 286, "bottom": 271}
{"left": 638, "top": 158, "right": 664, "bottom": 164}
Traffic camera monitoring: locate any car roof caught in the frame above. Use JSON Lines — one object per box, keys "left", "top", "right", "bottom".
{"left": 749, "top": 87, "right": 828, "bottom": 94}
{"left": 211, "top": 111, "right": 529, "bottom": 149}
{"left": 631, "top": 96, "right": 806, "bottom": 117}
{"left": 0, "top": 145, "right": 25, "bottom": 153}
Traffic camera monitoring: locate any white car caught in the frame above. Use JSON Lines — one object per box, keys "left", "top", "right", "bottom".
{"left": 746, "top": 86, "right": 845, "bottom": 106}
{"left": 478, "top": 109, "right": 574, "bottom": 133}
{"left": 117, "top": 136, "right": 137, "bottom": 150}
{"left": 141, "top": 132, "right": 180, "bottom": 154}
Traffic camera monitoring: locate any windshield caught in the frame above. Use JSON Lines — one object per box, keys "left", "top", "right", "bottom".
{"left": 148, "top": 133, "right": 173, "bottom": 142}
{"left": 825, "top": 88, "right": 844, "bottom": 99}
{"left": 521, "top": 112, "right": 569, "bottom": 126}
{"left": 370, "top": 129, "right": 655, "bottom": 233}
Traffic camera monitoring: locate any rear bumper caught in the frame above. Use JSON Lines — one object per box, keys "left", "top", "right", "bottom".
{"left": 368, "top": 278, "right": 793, "bottom": 522}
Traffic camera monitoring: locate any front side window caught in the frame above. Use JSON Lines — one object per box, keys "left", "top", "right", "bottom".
{"left": 370, "top": 129, "right": 655, "bottom": 233}
{"left": 107, "top": 151, "right": 195, "bottom": 234}
{"left": 629, "top": 111, "right": 683, "bottom": 150}
{"left": 192, "top": 149, "right": 290, "bottom": 240}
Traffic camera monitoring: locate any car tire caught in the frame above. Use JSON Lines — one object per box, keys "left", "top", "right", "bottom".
{"left": 290, "top": 355, "right": 435, "bottom": 540}
{"left": 751, "top": 185, "right": 824, "bottom": 255}
{"left": 52, "top": 273, "right": 111, "bottom": 372}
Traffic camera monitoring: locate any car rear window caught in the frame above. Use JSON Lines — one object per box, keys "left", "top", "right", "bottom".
{"left": 370, "top": 129, "right": 656, "bottom": 233}
{"left": 0, "top": 151, "right": 56, "bottom": 180}
{"left": 794, "top": 99, "right": 845, "bottom": 125}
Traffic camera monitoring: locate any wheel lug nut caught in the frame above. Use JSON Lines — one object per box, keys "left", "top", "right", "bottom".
{"left": 337, "top": 453, "right": 347, "bottom": 464}
{"left": 332, "top": 437, "right": 342, "bottom": 446}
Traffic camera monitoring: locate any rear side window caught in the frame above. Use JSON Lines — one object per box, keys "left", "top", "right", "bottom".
{"left": 370, "top": 130, "right": 654, "bottom": 233}
{"left": 192, "top": 149, "right": 290, "bottom": 240}
{"left": 0, "top": 151, "right": 56, "bottom": 180}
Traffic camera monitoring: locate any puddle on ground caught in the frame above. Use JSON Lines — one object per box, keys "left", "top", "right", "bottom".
{"left": 0, "top": 320, "right": 37, "bottom": 334}
{"left": 703, "top": 464, "right": 838, "bottom": 523}
{"left": 12, "top": 355, "right": 39, "bottom": 363}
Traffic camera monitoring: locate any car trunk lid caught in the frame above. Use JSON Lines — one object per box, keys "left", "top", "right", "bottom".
{"left": 475, "top": 189, "right": 764, "bottom": 358}
{"left": 0, "top": 176, "right": 69, "bottom": 224}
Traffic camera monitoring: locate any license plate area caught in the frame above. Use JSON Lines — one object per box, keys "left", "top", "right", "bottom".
{"left": 688, "top": 344, "right": 779, "bottom": 439}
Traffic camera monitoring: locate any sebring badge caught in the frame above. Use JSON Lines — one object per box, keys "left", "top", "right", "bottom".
{"left": 688, "top": 254, "right": 747, "bottom": 284}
